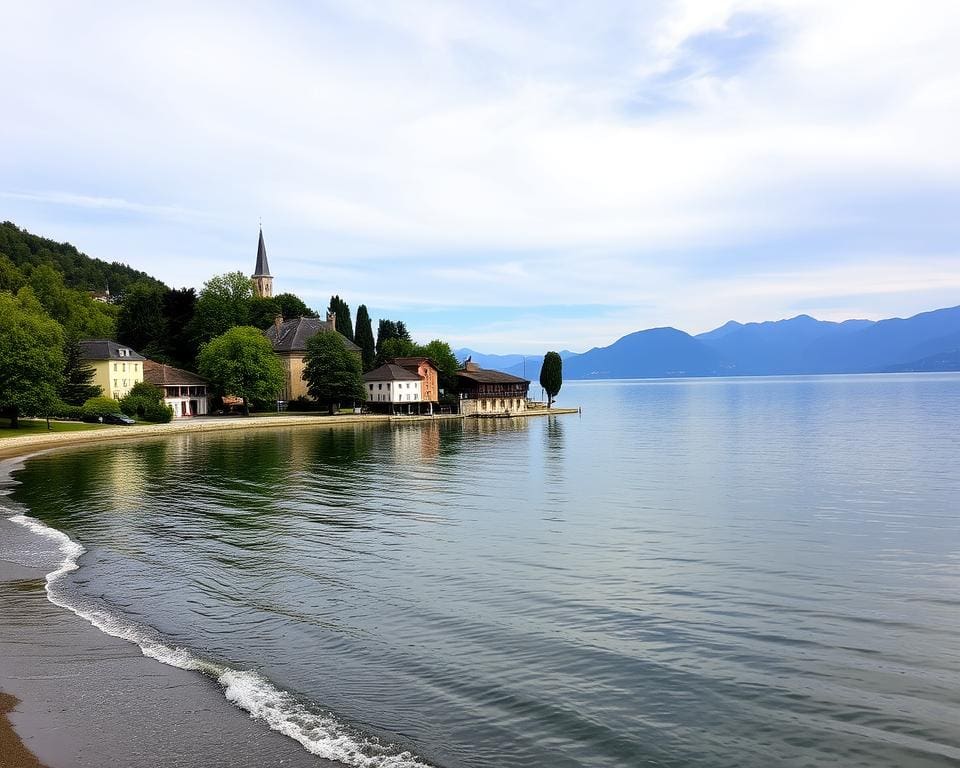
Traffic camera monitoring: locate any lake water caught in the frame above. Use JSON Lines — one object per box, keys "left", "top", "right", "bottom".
{"left": 6, "top": 375, "right": 960, "bottom": 767}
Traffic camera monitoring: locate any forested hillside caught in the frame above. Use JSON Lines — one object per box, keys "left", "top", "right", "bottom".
{"left": 0, "top": 221, "right": 163, "bottom": 296}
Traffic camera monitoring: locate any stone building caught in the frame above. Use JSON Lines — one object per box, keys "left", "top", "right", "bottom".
{"left": 266, "top": 315, "right": 361, "bottom": 401}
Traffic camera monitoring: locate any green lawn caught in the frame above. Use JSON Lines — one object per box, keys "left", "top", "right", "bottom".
{"left": 0, "top": 418, "right": 106, "bottom": 438}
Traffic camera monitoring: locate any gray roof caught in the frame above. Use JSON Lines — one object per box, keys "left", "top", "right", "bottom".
{"left": 363, "top": 363, "right": 422, "bottom": 382}
{"left": 265, "top": 317, "right": 361, "bottom": 353}
{"left": 79, "top": 339, "right": 145, "bottom": 361}
{"left": 253, "top": 228, "right": 270, "bottom": 277}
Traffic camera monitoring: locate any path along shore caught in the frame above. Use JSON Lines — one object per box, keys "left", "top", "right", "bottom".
{"left": 0, "top": 407, "right": 576, "bottom": 767}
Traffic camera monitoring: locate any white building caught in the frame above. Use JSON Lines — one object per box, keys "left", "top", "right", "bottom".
{"left": 143, "top": 360, "right": 210, "bottom": 418}
{"left": 363, "top": 363, "right": 423, "bottom": 414}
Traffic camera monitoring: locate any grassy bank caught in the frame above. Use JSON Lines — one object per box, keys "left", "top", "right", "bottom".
{"left": 0, "top": 419, "right": 105, "bottom": 439}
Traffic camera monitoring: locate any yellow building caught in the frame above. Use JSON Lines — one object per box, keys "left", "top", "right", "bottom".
{"left": 79, "top": 339, "right": 145, "bottom": 399}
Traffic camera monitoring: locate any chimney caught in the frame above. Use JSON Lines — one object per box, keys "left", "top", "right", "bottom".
{"left": 326, "top": 310, "right": 337, "bottom": 331}
{"left": 274, "top": 315, "right": 284, "bottom": 333}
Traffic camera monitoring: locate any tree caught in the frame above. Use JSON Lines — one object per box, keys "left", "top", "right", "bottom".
{"left": 248, "top": 296, "right": 281, "bottom": 329}
{"left": 162, "top": 287, "right": 198, "bottom": 368}
{"left": 0, "top": 291, "right": 65, "bottom": 427}
{"left": 303, "top": 331, "right": 366, "bottom": 414}
{"left": 421, "top": 339, "right": 460, "bottom": 395}
{"left": 328, "top": 295, "right": 354, "bottom": 341}
{"left": 275, "top": 293, "right": 316, "bottom": 320}
{"left": 28, "top": 263, "right": 116, "bottom": 339}
{"left": 196, "top": 326, "right": 285, "bottom": 416}
{"left": 192, "top": 271, "right": 253, "bottom": 343}
{"left": 117, "top": 281, "right": 167, "bottom": 354}
{"left": 375, "top": 318, "right": 412, "bottom": 365}
{"left": 540, "top": 351, "right": 563, "bottom": 408}
{"left": 60, "top": 337, "right": 102, "bottom": 405}
{"left": 354, "top": 304, "right": 376, "bottom": 371}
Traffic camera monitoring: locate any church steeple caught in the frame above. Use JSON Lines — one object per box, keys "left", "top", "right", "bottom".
{"left": 251, "top": 226, "right": 273, "bottom": 298}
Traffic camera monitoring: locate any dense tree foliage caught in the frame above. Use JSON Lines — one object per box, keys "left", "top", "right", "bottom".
{"left": 375, "top": 319, "right": 412, "bottom": 364}
{"left": 354, "top": 304, "right": 376, "bottom": 371}
{"left": 0, "top": 221, "right": 162, "bottom": 296}
{"left": 192, "top": 271, "right": 254, "bottom": 344}
{"left": 248, "top": 296, "right": 281, "bottom": 329}
{"left": 275, "top": 292, "right": 315, "bottom": 320}
{"left": 161, "top": 287, "right": 198, "bottom": 367}
{"left": 0, "top": 291, "right": 66, "bottom": 427}
{"left": 197, "top": 326, "right": 285, "bottom": 416}
{"left": 28, "top": 264, "right": 117, "bottom": 339}
{"left": 539, "top": 351, "right": 563, "bottom": 407}
{"left": 303, "top": 331, "right": 366, "bottom": 414}
{"left": 60, "top": 337, "right": 102, "bottom": 406}
{"left": 328, "top": 295, "right": 354, "bottom": 341}
{"left": 117, "top": 281, "right": 167, "bottom": 354}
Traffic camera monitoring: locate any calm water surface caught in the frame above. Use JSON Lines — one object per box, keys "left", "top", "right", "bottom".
{"left": 8, "top": 375, "right": 960, "bottom": 767}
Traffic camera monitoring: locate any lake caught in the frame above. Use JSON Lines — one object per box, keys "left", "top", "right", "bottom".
{"left": 7, "top": 375, "right": 960, "bottom": 767}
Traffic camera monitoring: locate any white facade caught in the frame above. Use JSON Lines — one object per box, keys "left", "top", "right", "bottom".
{"left": 366, "top": 378, "right": 422, "bottom": 404}
{"left": 161, "top": 385, "right": 209, "bottom": 418}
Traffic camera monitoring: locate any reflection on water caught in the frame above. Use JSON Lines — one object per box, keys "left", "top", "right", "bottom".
{"left": 10, "top": 375, "right": 960, "bottom": 768}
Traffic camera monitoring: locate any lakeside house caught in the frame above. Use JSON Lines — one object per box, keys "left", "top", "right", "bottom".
{"left": 392, "top": 357, "right": 440, "bottom": 412}
{"left": 143, "top": 360, "right": 210, "bottom": 418}
{"left": 79, "top": 340, "right": 145, "bottom": 399}
{"left": 456, "top": 359, "right": 530, "bottom": 416}
{"left": 363, "top": 363, "right": 424, "bottom": 414}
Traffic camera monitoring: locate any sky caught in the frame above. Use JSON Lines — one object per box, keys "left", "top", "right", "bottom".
{"left": 2, "top": 1, "right": 959, "bottom": 353}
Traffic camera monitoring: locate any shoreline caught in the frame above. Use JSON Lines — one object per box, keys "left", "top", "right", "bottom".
{"left": 0, "top": 407, "right": 579, "bottom": 463}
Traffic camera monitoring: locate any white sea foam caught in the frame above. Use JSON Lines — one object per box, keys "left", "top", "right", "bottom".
{"left": 7, "top": 510, "right": 435, "bottom": 768}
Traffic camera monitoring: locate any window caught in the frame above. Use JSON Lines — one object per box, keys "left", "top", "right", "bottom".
{"left": 378, "top": 383, "right": 382, "bottom": 390}
{"left": 113, "top": 363, "right": 118, "bottom": 372}
{"left": 113, "top": 379, "right": 118, "bottom": 388}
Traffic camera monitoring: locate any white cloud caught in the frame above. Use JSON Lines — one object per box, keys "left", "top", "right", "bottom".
{"left": 1, "top": 1, "right": 958, "bottom": 350}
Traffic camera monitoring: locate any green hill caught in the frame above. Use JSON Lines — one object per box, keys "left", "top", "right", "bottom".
{"left": 0, "top": 220, "right": 164, "bottom": 296}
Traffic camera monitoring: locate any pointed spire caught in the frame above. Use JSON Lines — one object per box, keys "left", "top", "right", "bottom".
{"left": 253, "top": 227, "right": 271, "bottom": 277}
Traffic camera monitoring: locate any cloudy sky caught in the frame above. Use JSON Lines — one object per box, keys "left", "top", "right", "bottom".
{"left": 3, "top": 1, "right": 959, "bottom": 352}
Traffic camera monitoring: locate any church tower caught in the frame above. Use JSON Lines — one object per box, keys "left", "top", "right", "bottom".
{"left": 251, "top": 227, "right": 273, "bottom": 298}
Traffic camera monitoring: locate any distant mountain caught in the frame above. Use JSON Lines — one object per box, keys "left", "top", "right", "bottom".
{"left": 885, "top": 348, "right": 960, "bottom": 372}
{"left": 696, "top": 314, "right": 875, "bottom": 375}
{"left": 464, "top": 304, "right": 960, "bottom": 381}
{"left": 806, "top": 306, "right": 960, "bottom": 373}
{"left": 560, "top": 327, "right": 723, "bottom": 379}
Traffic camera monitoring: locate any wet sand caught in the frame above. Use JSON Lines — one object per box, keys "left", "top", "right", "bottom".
{"left": 0, "top": 517, "right": 335, "bottom": 768}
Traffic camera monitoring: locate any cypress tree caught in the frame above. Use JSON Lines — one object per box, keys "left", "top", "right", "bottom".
{"left": 539, "top": 351, "right": 563, "bottom": 408}
{"left": 328, "top": 295, "right": 354, "bottom": 342}
{"left": 354, "top": 304, "right": 376, "bottom": 371}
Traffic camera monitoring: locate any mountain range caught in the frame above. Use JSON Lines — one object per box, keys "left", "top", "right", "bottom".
{"left": 472, "top": 305, "right": 960, "bottom": 380}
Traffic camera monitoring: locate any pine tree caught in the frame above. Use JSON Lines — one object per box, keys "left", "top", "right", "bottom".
{"left": 354, "top": 304, "right": 376, "bottom": 371}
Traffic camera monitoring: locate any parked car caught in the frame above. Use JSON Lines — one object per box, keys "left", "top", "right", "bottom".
{"left": 82, "top": 413, "right": 136, "bottom": 425}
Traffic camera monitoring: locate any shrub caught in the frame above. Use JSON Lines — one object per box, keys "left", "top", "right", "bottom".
{"left": 143, "top": 400, "right": 173, "bottom": 423}
{"left": 48, "top": 401, "right": 83, "bottom": 420}
{"left": 120, "top": 381, "right": 173, "bottom": 422}
{"left": 81, "top": 396, "right": 123, "bottom": 417}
